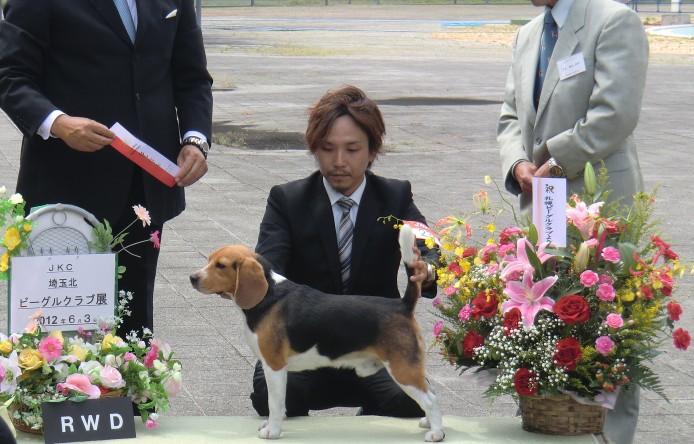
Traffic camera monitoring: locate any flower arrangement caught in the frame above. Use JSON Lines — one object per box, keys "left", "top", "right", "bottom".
{"left": 431, "top": 165, "right": 691, "bottom": 405}
{"left": 0, "top": 187, "right": 34, "bottom": 280}
{"left": 1, "top": 187, "right": 177, "bottom": 432}
{"left": 0, "top": 291, "right": 182, "bottom": 432}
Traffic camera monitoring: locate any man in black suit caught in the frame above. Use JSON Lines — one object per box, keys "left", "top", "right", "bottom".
{"left": 251, "top": 85, "right": 438, "bottom": 418}
{"left": 0, "top": 0, "right": 213, "bottom": 335}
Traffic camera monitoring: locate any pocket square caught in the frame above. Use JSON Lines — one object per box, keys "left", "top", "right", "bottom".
{"left": 165, "top": 9, "right": 177, "bottom": 19}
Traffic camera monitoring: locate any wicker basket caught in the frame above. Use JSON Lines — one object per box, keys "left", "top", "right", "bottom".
{"left": 519, "top": 393, "right": 605, "bottom": 435}
{"left": 10, "top": 388, "right": 126, "bottom": 435}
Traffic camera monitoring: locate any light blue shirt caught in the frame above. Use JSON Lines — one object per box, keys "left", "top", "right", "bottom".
{"left": 548, "top": 0, "right": 575, "bottom": 29}
{"left": 323, "top": 175, "right": 367, "bottom": 235}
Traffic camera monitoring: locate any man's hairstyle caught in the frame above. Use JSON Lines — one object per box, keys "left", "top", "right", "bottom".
{"left": 305, "top": 85, "right": 386, "bottom": 158}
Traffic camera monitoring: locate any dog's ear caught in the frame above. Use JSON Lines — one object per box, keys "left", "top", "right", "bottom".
{"left": 234, "top": 257, "right": 268, "bottom": 309}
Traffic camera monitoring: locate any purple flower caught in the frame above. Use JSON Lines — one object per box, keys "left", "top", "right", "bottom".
{"left": 595, "top": 336, "right": 615, "bottom": 356}
{"left": 433, "top": 320, "right": 443, "bottom": 337}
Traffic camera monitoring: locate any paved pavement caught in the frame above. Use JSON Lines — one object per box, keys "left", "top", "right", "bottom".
{"left": 1, "top": 5, "right": 693, "bottom": 443}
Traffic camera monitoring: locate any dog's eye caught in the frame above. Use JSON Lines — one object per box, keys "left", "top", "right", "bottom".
{"left": 215, "top": 263, "right": 226, "bottom": 270}
{"left": 231, "top": 260, "right": 238, "bottom": 270}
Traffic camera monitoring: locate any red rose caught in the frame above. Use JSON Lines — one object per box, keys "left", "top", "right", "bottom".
{"left": 553, "top": 295, "right": 590, "bottom": 324}
{"left": 503, "top": 308, "right": 522, "bottom": 335}
{"left": 471, "top": 290, "right": 499, "bottom": 319}
{"left": 513, "top": 368, "right": 538, "bottom": 396}
{"left": 673, "top": 328, "right": 691, "bottom": 351}
{"left": 552, "top": 337, "right": 582, "bottom": 371}
{"left": 462, "top": 330, "right": 485, "bottom": 358}
{"left": 667, "top": 301, "right": 683, "bottom": 321}
{"left": 462, "top": 247, "right": 477, "bottom": 258}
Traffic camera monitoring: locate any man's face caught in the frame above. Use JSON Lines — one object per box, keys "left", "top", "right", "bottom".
{"left": 315, "top": 115, "right": 376, "bottom": 197}
{"left": 531, "top": 0, "right": 557, "bottom": 6}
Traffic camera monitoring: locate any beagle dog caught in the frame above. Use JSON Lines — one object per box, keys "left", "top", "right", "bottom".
{"left": 189, "top": 225, "right": 444, "bottom": 442}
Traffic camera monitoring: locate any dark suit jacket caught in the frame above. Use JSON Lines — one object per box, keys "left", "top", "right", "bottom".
{"left": 0, "top": 0, "right": 213, "bottom": 224}
{"left": 256, "top": 171, "right": 438, "bottom": 299}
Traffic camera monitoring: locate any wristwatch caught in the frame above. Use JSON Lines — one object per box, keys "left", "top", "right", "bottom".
{"left": 182, "top": 136, "right": 209, "bottom": 160}
{"left": 426, "top": 264, "right": 436, "bottom": 284}
{"left": 547, "top": 158, "right": 565, "bottom": 178}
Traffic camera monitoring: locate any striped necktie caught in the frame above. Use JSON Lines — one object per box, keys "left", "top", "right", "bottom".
{"left": 534, "top": 11, "right": 558, "bottom": 108}
{"left": 113, "top": 0, "right": 137, "bottom": 43}
{"left": 337, "top": 197, "right": 356, "bottom": 293}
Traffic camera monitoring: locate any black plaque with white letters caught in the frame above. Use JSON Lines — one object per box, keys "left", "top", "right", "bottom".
{"left": 41, "top": 397, "right": 136, "bottom": 443}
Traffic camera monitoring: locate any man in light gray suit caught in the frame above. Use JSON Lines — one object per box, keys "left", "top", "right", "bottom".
{"left": 498, "top": 0, "right": 648, "bottom": 442}
{"left": 498, "top": 0, "right": 648, "bottom": 213}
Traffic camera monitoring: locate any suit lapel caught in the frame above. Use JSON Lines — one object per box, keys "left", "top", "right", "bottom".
{"left": 88, "top": 0, "right": 134, "bottom": 47}
{"left": 349, "top": 175, "right": 380, "bottom": 293}
{"left": 536, "top": 0, "right": 587, "bottom": 122}
{"left": 522, "top": 17, "right": 543, "bottom": 124}
{"left": 134, "top": 0, "right": 155, "bottom": 47}
{"left": 308, "top": 176, "right": 343, "bottom": 292}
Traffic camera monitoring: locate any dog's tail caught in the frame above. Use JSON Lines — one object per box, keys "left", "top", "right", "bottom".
{"left": 399, "top": 224, "right": 420, "bottom": 312}
{"left": 399, "top": 224, "right": 417, "bottom": 265}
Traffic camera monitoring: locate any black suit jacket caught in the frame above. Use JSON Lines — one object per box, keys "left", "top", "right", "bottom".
{"left": 256, "top": 171, "right": 438, "bottom": 299}
{"left": 0, "top": 0, "right": 213, "bottom": 224}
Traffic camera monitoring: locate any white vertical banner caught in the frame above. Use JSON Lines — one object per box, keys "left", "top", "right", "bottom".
{"left": 532, "top": 177, "right": 567, "bottom": 247}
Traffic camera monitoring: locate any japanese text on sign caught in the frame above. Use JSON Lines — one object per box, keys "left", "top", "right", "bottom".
{"left": 8, "top": 254, "right": 117, "bottom": 334}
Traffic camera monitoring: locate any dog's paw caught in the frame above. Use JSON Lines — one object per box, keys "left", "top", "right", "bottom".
{"left": 258, "top": 419, "right": 269, "bottom": 431}
{"left": 258, "top": 425, "right": 281, "bottom": 439}
{"left": 418, "top": 417, "right": 431, "bottom": 429}
{"left": 424, "top": 429, "right": 445, "bottom": 442}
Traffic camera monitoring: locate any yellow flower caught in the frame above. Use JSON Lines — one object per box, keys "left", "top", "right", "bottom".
{"left": 102, "top": 333, "right": 124, "bottom": 351}
{"left": 484, "top": 175, "right": 492, "bottom": 184}
{"left": 0, "top": 253, "right": 9, "bottom": 272}
{"left": 486, "top": 224, "right": 495, "bottom": 233}
{"left": 23, "top": 223, "right": 32, "bottom": 232}
{"left": 18, "top": 348, "right": 45, "bottom": 370}
{"left": 68, "top": 344, "right": 88, "bottom": 362}
{"left": 425, "top": 237, "right": 435, "bottom": 249}
{"left": 4, "top": 227, "right": 21, "bottom": 251}
{"left": 619, "top": 289, "right": 636, "bottom": 303}
{"left": 0, "top": 340, "right": 13, "bottom": 354}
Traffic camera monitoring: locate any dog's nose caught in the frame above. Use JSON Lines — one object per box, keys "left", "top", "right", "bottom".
{"left": 189, "top": 274, "right": 199, "bottom": 286}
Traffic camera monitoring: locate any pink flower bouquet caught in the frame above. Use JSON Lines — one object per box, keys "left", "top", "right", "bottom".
{"left": 431, "top": 165, "right": 691, "bottom": 404}
{"left": 0, "top": 296, "right": 181, "bottom": 432}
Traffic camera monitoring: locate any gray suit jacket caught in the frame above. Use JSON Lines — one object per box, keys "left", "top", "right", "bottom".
{"left": 498, "top": 0, "right": 648, "bottom": 211}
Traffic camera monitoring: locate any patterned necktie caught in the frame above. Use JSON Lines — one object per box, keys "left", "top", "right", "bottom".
{"left": 113, "top": 0, "right": 137, "bottom": 43}
{"left": 337, "top": 197, "right": 356, "bottom": 293}
{"left": 534, "top": 11, "right": 558, "bottom": 108}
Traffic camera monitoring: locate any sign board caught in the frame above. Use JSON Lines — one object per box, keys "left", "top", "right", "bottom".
{"left": 532, "top": 177, "right": 567, "bottom": 247}
{"left": 8, "top": 253, "right": 117, "bottom": 334}
{"left": 42, "top": 397, "right": 136, "bottom": 443}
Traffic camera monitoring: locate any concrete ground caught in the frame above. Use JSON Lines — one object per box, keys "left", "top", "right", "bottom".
{"left": 1, "top": 4, "right": 693, "bottom": 443}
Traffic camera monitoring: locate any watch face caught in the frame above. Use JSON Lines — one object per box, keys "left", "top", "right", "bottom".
{"left": 549, "top": 165, "right": 564, "bottom": 178}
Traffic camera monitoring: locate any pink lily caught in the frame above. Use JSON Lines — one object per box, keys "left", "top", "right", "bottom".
{"left": 501, "top": 269, "right": 557, "bottom": 328}
{"left": 566, "top": 201, "right": 604, "bottom": 240}
{"left": 500, "top": 238, "right": 553, "bottom": 282}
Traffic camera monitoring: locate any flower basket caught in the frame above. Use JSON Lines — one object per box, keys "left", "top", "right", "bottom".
{"left": 519, "top": 394, "right": 605, "bottom": 435}
{"left": 9, "top": 388, "right": 126, "bottom": 435}
{"left": 10, "top": 402, "right": 41, "bottom": 435}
